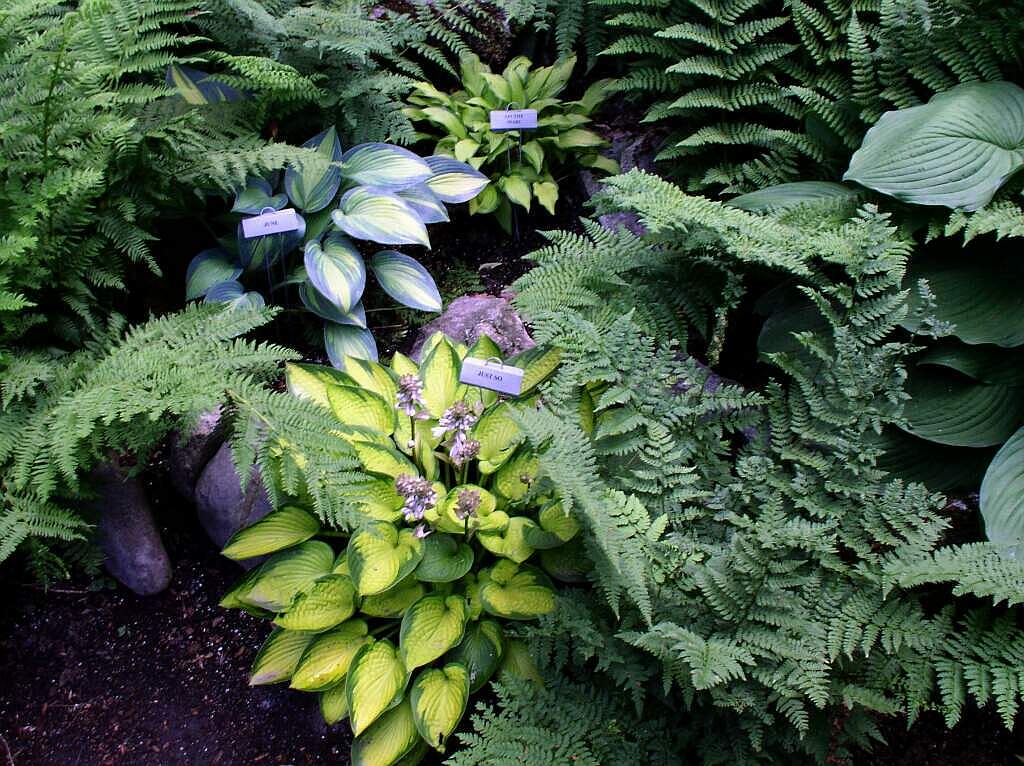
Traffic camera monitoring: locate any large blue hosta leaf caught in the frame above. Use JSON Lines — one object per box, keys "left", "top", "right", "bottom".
{"left": 397, "top": 185, "right": 450, "bottom": 224}
{"left": 728, "top": 182, "right": 861, "bottom": 213}
{"left": 371, "top": 251, "right": 442, "bottom": 313}
{"left": 285, "top": 127, "right": 344, "bottom": 213}
{"left": 237, "top": 214, "right": 306, "bottom": 271}
{"left": 303, "top": 233, "right": 366, "bottom": 314}
{"left": 204, "top": 280, "right": 266, "bottom": 311}
{"left": 332, "top": 188, "right": 430, "bottom": 247}
{"left": 166, "top": 64, "right": 243, "bottom": 104}
{"left": 981, "top": 425, "right": 1024, "bottom": 558}
{"left": 325, "top": 322, "right": 378, "bottom": 365}
{"left": 844, "top": 81, "right": 1024, "bottom": 211}
{"left": 299, "top": 282, "right": 367, "bottom": 327}
{"left": 232, "top": 177, "right": 288, "bottom": 215}
{"left": 423, "top": 156, "right": 490, "bottom": 203}
{"left": 341, "top": 143, "right": 433, "bottom": 190}
{"left": 186, "top": 248, "right": 242, "bottom": 301}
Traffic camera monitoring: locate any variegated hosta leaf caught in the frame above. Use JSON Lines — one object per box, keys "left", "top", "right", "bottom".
{"left": 399, "top": 594, "right": 469, "bottom": 670}
{"left": 221, "top": 505, "right": 320, "bottom": 560}
{"left": 391, "top": 351, "right": 419, "bottom": 377}
{"left": 204, "top": 280, "right": 266, "bottom": 312}
{"left": 300, "top": 281, "right": 367, "bottom": 327}
{"left": 472, "top": 404, "right": 520, "bottom": 473}
{"left": 410, "top": 663, "right": 469, "bottom": 751}
{"left": 327, "top": 384, "right": 397, "bottom": 435}
{"left": 291, "top": 619, "right": 372, "bottom": 691}
{"left": 342, "top": 357, "right": 399, "bottom": 405}
{"left": 371, "top": 251, "right": 442, "bottom": 313}
{"left": 499, "top": 639, "right": 544, "bottom": 685}
{"left": 434, "top": 485, "right": 500, "bottom": 534}
{"left": 232, "top": 176, "right": 288, "bottom": 215}
{"left": 415, "top": 533, "right": 474, "bottom": 582}
{"left": 351, "top": 698, "right": 419, "bottom": 766}
{"left": 351, "top": 478, "right": 405, "bottom": 522}
{"left": 274, "top": 573, "right": 358, "bottom": 631}
{"left": 346, "top": 639, "right": 409, "bottom": 736}
{"left": 332, "top": 188, "right": 430, "bottom": 247}
{"left": 397, "top": 185, "right": 450, "bottom": 224}
{"left": 341, "top": 143, "right": 433, "bottom": 190}
{"left": 250, "top": 628, "right": 316, "bottom": 685}
{"left": 478, "top": 560, "right": 555, "bottom": 620}
{"left": 237, "top": 215, "right": 306, "bottom": 272}
{"left": 478, "top": 516, "right": 538, "bottom": 564}
{"left": 493, "top": 450, "right": 539, "bottom": 501}
{"left": 304, "top": 233, "right": 367, "bottom": 313}
{"left": 285, "top": 127, "right": 344, "bottom": 213}
{"left": 524, "top": 502, "right": 579, "bottom": 549}
{"left": 507, "top": 345, "right": 562, "bottom": 395}
{"left": 351, "top": 441, "right": 418, "bottom": 478}
{"left": 234, "top": 541, "right": 335, "bottom": 612}
{"left": 285, "top": 362, "right": 355, "bottom": 409}
{"left": 359, "top": 575, "right": 426, "bottom": 618}
{"left": 166, "top": 64, "right": 242, "bottom": 104}
{"left": 540, "top": 538, "right": 593, "bottom": 583}
{"left": 321, "top": 682, "right": 350, "bottom": 725}
{"left": 424, "top": 156, "right": 490, "bottom": 203}
{"left": 348, "top": 521, "right": 424, "bottom": 596}
{"left": 185, "top": 249, "right": 241, "bottom": 301}
{"left": 447, "top": 619, "right": 505, "bottom": 693}
{"left": 418, "top": 334, "right": 460, "bottom": 417}
{"left": 325, "top": 322, "right": 379, "bottom": 365}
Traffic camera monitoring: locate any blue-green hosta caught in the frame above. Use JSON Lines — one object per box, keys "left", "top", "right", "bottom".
{"left": 185, "top": 127, "right": 489, "bottom": 363}
{"left": 219, "top": 334, "right": 575, "bottom": 765}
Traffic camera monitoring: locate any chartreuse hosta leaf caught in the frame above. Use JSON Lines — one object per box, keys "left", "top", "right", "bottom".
{"left": 424, "top": 156, "right": 490, "bottom": 203}
{"left": 352, "top": 478, "right": 404, "bottom": 522}
{"left": 275, "top": 573, "right": 358, "bottom": 631}
{"left": 250, "top": 628, "right": 316, "bottom": 685}
{"left": 447, "top": 620, "right": 505, "bottom": 693}
{"left": 508, "top": 346, "right": 562, "bottom": 395}
{"left": 472, "top": 404, "right": 520, "bottom": 473}
{"left": 327, "top": 384, "right": 397, "bottom": 435}
{"left": 391, "top": 351, "right": 419, "bottom": 377}
{"left": 410, "top": 663, "right": 469, "bottom": 751}
{"left": 291, "top": 619, "right": 371, "bottom": 691}
{"left": 304, "top": 233, "right": 367, "bottom": 314}
{"left": 325, "top": 322, "right": 379, "bottom": 365}
{"left": 493, "top": 450, "right": 539, "bottom": 501}
{"left": 186, "top": 249, "right": 242, "bottom": 301}
{"left": 285, "top": 127, "right": 344, "bottom": 213}
{"left": 399, "top": 594, "right": 469, "bottom": 670}
{"left": 232, "top": 177, "right": 288, "bottom": 215}
{"left": 346, "top": 639, "right": 409, "bottom": 736}
{"left": 499, "top": 639, "right": 544, "bottom": 686}
{"left": 221, "top": 506, "right": 320, "bottom": 560}
{"left": 371, "top": 251, "right": 442, "bottom": 313}
{"left": 844, "top": 81, "right": 1024, "bottom": 211}
{"left": 321, "top": 682, "right": 350, "bottom": 725}
{"left": 352, "top": 442, "right": 417, "bottom": 478}
{"left": 419, "top": 334, "right": 460, "bottom": 417}
{"left": 360, "top": 575, "right": 426, "bottom": 618}
{"left": 341, "top": 143, "right": 432, "bottom": 189}
{"left": 348, "top": 522, "right": 424, "bottom": 596}
{"left": 433, "top": 485, "right": 503, "bottom": 534}
{"left": 342, "top": 357, "right": 399, "bottom": 405}
{"left": 980, "top": 425, "right": 1024, "bottom": 557}
{"left": 540, "top": 539, "right": 593, "bottom": 583}
{"left": 285, "top": 362, "right": 355, "bottom": 409}
{"left": 478, "top": 560, "right": 556, "bottom": 620}
{"left": 478, "top": 516, "right": 538, "bottom": 564}
{"left": 524, "top": 502, "right": 579, "bottom": 550}
{"left": 414, "top": 533, "right": 473, "bottom": 582}
{"left": 300, "top": 282, "right": 367, "bottom": 327}
{"left": 333, "top": 188, "right": 430, "bottom": 248}
{"left": 234, "top": 541, "right": 335, "bottom": 612}
{"left": 166, "top": 64, "right": 242, "bottom": 104}
{"left": 351, "top": 698, "right": 419, "bottom": 766}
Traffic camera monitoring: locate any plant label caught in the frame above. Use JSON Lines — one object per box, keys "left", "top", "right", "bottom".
{"left": 459, "top": 357, "right": 524, "bottom": 396}
{"left": 490, "top": 109, "right": 538, "bottom": 131}
{"left": 241, "top": 208, "right": 300, "bottom": 238}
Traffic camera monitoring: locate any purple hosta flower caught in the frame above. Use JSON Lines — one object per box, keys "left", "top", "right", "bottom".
{"left": 453, "top": 488, "right": 481, "bottom": 521}
{"left": 396, "top": 375, "right": 428, "bottom": 419}
{"left": 449, "top": 436, "right": 480, "bottom": 468}
{"left": 413, "top": 523, "right": 433, "bottom": 539}
{"left": 395, "top": 473, "right": 436, "bottom": 522}
{"left": 433, "top": 401, "right": 482, "bottom": 465}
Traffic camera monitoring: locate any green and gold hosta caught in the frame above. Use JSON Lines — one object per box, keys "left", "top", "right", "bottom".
{"left": 219, "top": 333, "right": 575, "bottom": 765}
{"left": 404, "top": 55, "right": 618, "bottom": 232}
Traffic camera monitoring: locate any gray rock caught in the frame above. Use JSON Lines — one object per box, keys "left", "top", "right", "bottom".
{"left": 93, "top": 462, "right": 172, "bottom": 596}
{"left": 167, "top": 407, "right": 224, "bottom": 499}
{"left": 194, "top": 442, "right": 273, "bottom": 553}
{"left": 580, "top": 125, "right": 662, "bottom": 235}
{"left": 411, "top": 294, "right": 535, "bottom": 361}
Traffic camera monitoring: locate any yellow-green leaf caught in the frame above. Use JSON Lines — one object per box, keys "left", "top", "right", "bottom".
{"left": 472, "top": 404, "right": 520, "bottom": 473}
{"left": 478, "top": 560, "right": 555, "bottom": 620}
{"left": 239, "top": 541, "right": 335, "bottom": 612}
{"left": 351, "top": 698, "right": 420, "bottom": 766}
{"left": 508, "top": 346, "right": 562, "bottom": 395}
{"left": 419, "top": 334, "right": 460, "bottom": 417}
{"left": 274, "top": 573, "right": 357, "bottom": 632}
{"left": 499, "top": 639, "right": 544, "bottom": 686}
{"left": 447, "top": 620, "right": 505, "bottom": 693}
{"left": 493, "top": 451, "right": 539, "bottom": 502}
{"left": 352, "top": 478, "right": 405, "bottom": 522}
{"left": 435, "top": 485, "right": 499, "bottom": 534}
{"left": 359, "top": 575, "right": 426, "bottom": 618}
{"left": 353, "top": 441, "right": 418, "bottom": 478}
{"left": 320, "top": 681, "right": 350, "bottom": 724}
{"left": 478, "top": 516, "right": 537, "bottom": 564}
{"left": 410, "top": 663, "right": 469, "bottom": 751}
{"left": 222, "top": 506, "right": 320, "bottom": 560}
{"left": 348, "top": 522, "right": 424, "bottom": 596}
{"left": 399, "top": 594, "right": 468, "bottom": 670}
{"left": 532, "top": 180, "right": 558, "bottom": 215}
{"left": 391, "top": 351, "right": 419, "bottom": 377}
{"left": 328, "top": 384, "right": 397, "bottom": 435}
{"left": 499, "top": 175, "right": 532, "bottom": 211}
{"left": 343, "top": 357, "right": 399, "bottom": 404}
{"left": 292, "top": 619, "right": 371, "bottom": 691}
{"left": 285, "top": 362, "right": 355, "bottom": 409}
{"left": 346, "top": 639, "right": 409, "bottom": 736}
{"left": 250, "top": 628, "right": 316, "bottom": 685}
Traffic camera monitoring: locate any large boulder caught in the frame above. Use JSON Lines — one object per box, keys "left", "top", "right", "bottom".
{"left": 410, "top": 293, "right": 535, "bottom": 360}
{"left": 580, "top": 122, "right": 661, "bottom": 235}
{"left": 167, "top": 407, "right": 224, "bottom": 499}
{"left": 93, "top": 462, "right": 173, "bottom": 596}
{"left": 194, "top": 442, "right": 273, "bottom": 553}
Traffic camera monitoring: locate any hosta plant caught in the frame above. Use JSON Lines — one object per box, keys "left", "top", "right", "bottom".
{"left": 219, "top": 333, "right": 575, "bottom": 765}
{"left": 404, "top": 55, "right": 618, "bottom": 232}
{"left": 185, "top": 127, "right": 489, "bottom": 363}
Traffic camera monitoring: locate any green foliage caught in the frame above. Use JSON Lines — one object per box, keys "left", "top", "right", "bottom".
{"left": 220, "top": 334, "right": 574, "bottom": 764}
{"left": 0, "top": 304, "right": 291, "bottom": 574}
{"left": 188, "top": 128, "right": 489, "bottom": 363}
{"left": 597, "top": 0, "right": 1024, "bottom": 192}
{"left": 405, "top": 54, "right": 618, "bottom": 231}
{"left": 462, "top": 169, "right": 1024, "bottom": 763}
